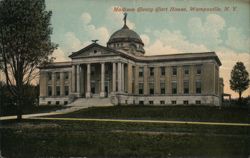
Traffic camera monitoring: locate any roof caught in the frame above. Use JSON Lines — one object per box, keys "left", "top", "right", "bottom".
{"left": 69, "top": 43, "right": 222, "bottom": 66}
{"left": 107, "top": 24, "right": 144, "bottom": 45}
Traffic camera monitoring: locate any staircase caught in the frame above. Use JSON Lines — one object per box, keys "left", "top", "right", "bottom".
{"left": 69, "top": 98, "right": 113, "bottom": 107}
{"left": 54, "top": 98, "right": 114, "bottom": 114}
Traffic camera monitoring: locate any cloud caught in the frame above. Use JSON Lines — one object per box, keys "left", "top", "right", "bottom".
{"left": 225, "top": 27, "right": 250, "bottom": 52}
{"left": 140, "top": 34, "right": 150, "bottom": 46}
{"left": 64, "top": 32, "right": 83, "bottom": 52}
{"left": 144, "top": 28, "right": 209, "bottom": 55}
{"left": 188, "top": 14, "right": 225, "bottom": 48}
{"left": 80, "top": 12, "right": 110, "bottom": 45}
{"left": 52, "top": 47, "right": 70, "bottom": 62}
{"left": 81, "top": 12, "right": 91, "bottom": 24}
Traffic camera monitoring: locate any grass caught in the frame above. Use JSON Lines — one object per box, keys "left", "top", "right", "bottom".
{"left": 51, "top": 105, "right": 250, "bottom": 123}
{"left": 0, "top": 105, "right": 68, "bottom": 116}
{"left": 1, "top": 119, "right": 250, "bottom": 158}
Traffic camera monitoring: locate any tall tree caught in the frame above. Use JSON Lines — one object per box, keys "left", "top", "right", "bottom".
{"left": 230, "top": 62, "right": 250, "bottom": 101}
{"left": 0, "top": 0, "right": 57, "bottom": 120}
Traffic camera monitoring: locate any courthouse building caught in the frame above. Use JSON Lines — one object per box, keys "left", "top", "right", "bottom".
{"left": 39, "top": 16, "right": 224, "bottom": 106}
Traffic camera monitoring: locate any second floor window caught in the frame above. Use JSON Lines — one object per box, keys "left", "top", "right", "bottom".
{"left": 161, "top": 67, "right": 165, "bottom": 76}
{"left": 139, "top": 67, "right": 144, "bottom": 77}
{"left": 149, "top": 67, "right": 154, "bottom": 76}
{"left": 172, "top": 81, "right": 177, "bottom": 94}
{"left": 172, "top": 67, "right": 177, "bottom": 76}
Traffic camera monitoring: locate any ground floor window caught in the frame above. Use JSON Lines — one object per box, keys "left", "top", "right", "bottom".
{"left": 47, "top": 101, "right": 51, "bottom": 105}
{"left": 183, "top": 100, "right": 189, "bottom": 105}
{"left": 139, "top": 83, "right": 144, "bottom": 94}
{"left": 64, "top": 86, "right": 69, "bottom": 96}
{"left": 64, "top": 101, "right": 68, "bottom": 105}
{"left": 56, "top": 101, "right": 60, "bottom": 105}
{"left": 160, "top": 101, "right": 165, "bottom": 105}
{"left": 172, "top": 81, "right": 177, "bottom": 94}
{"left": 139, "top": 101, "right": 144, "bottom": 105}
{"left": 48, "top": 86, "right": 52, "bottom": 96}
{"left": 196, "top": 100, "right": 201, "bottom": 104}
{"left": 149, "top": 101, "right": 154, "bottom": 105}
{"left": 171, "top": 100, "right": 176, "bottom": 104}
{"left": 56, "top": 86, "right": 60, "bottom": 96}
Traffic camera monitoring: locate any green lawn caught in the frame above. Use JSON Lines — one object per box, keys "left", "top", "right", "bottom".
{"left": 1, "top": 119, "right": 250, "bottom": 158}
{"left": 51, "top": 105, "right": 250, "bottom": 123}
{"left": 0, "top": 105, "right": 68, "bottom": 116}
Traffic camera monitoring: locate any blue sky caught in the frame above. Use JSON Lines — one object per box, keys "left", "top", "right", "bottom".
{"left": 46, "top": 0, "right": 250, "bottom": 97}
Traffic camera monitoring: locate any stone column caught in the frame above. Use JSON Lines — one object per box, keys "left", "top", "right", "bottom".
{"left": 76, "top": 65, "right": 80, "bottom": 96}
{"left": 154, "top": 67, "right": 160, "bottom": 94}
{"left": 117, "top": 62, "right": 122, "bottom": 92}
{"left": 143, "top": 65, "right": 148, "bottom": 95}
{"left": 166, "top": 67, "right": 171, "bottom": 94}
{"left": 52, "top": 72, "right": 56, "bottom": 96}
{"left": 60, "top": 72, "right": 64, "bottom": 96}
{"left": 100, "top": 63, "right": 105, "bottom": 97}
{"left": 39, "top": 71, "right": 47, "bottom": 97}
{"left": 121, "top": 63, "right": 124, "bottom": 91}
{"left": 127, "top": 63, "right": 133, "bottom": 94}
{"left": 177, "top": 66, "right": 183, "bottom": 94}
{"left": 112, "top": 62, "right": 116, "bottom": 92}
{"left": 134, "top": 65, "right": 139, "bottom": 94}
{"left": 189, "top": 65, "right": 195, "bottom": 94}
{"left": 72, "top": 65, "right": 76, "bottom": 93}
{"left": 86, "top": 63, "right": 91, "bottom": 98}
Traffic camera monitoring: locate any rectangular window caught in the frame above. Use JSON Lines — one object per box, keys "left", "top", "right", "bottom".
{"left": 172, "top": 81, "right": 177, "bottom": 94}
{"left": 56, "top": 101, "right": 60, "bottom": 105}
{"left": 64, "top": 72, "right": 69, "bottom": 80}
{"left": 48, "top": 86, "right": 52, "bottom": 96}
{"left": 139, "top": 101, "right": 144, "bottom": 105}
{"left": 139, "top": 67, "right": 144, "bottom": 77}
{"left": 149, "top": 82, "right": 154, "bottom": 95}
{"left": 149, "top": 67, "right": 154, "bottom": 76}
{"left": 184, "top": 80, "right": 189, "bottom": 94}
{"left": 160, "top": 81, "right": 165, "bottom": 94}
{"left": 160, "top": 67, "right": 165, "bottom": 76}
{"left": 196, "top": 65, "right": 202, "bottom": 75}
{"left": 56, "top": 72, "right": 60, "bottom": 80}
{"left": 184, "top": 66, "right": 189, "bottom": 75}
{"left": 196, "top": 80, "right": 201, "bottom": 94}
{"left": 183, "top": 100, "right": 189, "bottom": 105}
{"left": 171, "top": 100, "right": 176, "bottom": 104}
{"left": 172, "top": 66, "right": 177, "bottom": 76}
{"left": 160, "top": 101, "right": 165, "bottom": 105}
{"left": 64, "top": 86, "right": 69, "bottom": 96}
{"left": 196, "top": 100, "right": 201, "bottom": 104}
{"left": 64, "top": 101, "right": 68, "bottom": 105}
{"left": 47, "top": 101, "right": 51, "bottom": 105}
{"left": 139, "top": 83, "right": 144, "bottom": 94}
{"left": 56, "top": 86, "right": 60, "bottom": 96}
{"left": 48, "top": 72, "right": 52, "bottom": 81}
{"left": 149, "top": 101, "right": 154, "bottom": 105}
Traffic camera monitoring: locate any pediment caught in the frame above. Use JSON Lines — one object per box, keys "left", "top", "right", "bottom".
{"left": 69, "top": 43, "right": 119, "bottom": 58}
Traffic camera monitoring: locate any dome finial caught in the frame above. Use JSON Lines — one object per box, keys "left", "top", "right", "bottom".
{"left": 123, "top": 12, "right": 127, "bottom": 26}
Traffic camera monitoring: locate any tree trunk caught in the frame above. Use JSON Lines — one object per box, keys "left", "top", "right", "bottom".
{"left": 238, "top": 91, "right": 242, "bottom": 103}
{"left": 16, "top": 96, "right": 23, "bottom": 121}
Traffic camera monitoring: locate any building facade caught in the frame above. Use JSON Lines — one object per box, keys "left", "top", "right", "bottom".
{"left": 39, "top": 20, "right": 223, "bottom": 106}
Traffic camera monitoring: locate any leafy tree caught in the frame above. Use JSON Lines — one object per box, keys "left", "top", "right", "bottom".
{"left": 0, "top": 0, "right": 57, "bottom": 120}
{"left": 230, "top": 62, "right": 250, "bottom": 101}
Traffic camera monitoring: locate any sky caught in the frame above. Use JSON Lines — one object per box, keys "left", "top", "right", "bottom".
{"left": 46, "top": 0, "right": 250, "bottom": 98}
